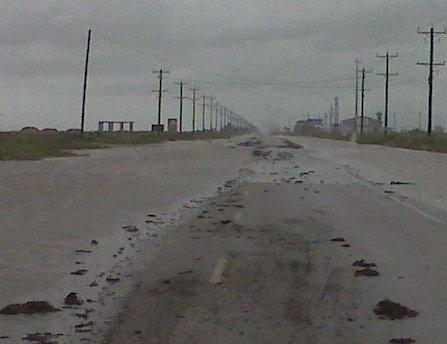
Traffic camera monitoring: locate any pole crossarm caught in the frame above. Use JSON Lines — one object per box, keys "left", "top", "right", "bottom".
{"left": 418, "top": 28, "right": 446, "bottom": 35}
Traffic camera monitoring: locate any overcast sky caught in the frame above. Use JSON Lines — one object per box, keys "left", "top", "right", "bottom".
{"left": 1, "top": 0, "right": 447, "bottom": 131}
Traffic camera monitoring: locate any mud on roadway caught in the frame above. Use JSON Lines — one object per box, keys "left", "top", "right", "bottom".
{"left": 100, "top": 136, "right": 412, "bottom": 343}
{"left": 2, "top": 135, "right": 437, "bottom": 343}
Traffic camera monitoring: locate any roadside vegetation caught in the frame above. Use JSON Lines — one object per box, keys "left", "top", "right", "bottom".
{"left": 284, "top": 131, "right": 350, "bottom": 141}
{"left": 357, "top": 132, "right": 447, "bottom": 153}
{"left": 299, "top": 131, "right": 350, "bottom": 141}
{"left": 290, "top": 129, "right": 447, "bottom": 154}
{"left": 0, "top": 130, "right": 240, "bottom": 161}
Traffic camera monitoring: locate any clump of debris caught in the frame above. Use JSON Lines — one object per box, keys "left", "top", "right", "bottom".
{"left": 331, "top": 237, "right": 345, "bottom": 242}
{"left": 389, "top": 338, "right": 415, "bottom": 344}
{"left": 70, "top": 269, "right": 87, "bottom": 276}
{"left": 64, "top": 292, "right": 83, "bottom": 306}
{"left": 353, "top": 259, "right": 377, "bottom": 268}
{"left": 0, "top": 301, "right": 60, "bottom": 315}
{"left": 123, "top": 225, "right": 139, "bottom": 233}
{"left": 355, "top": 267, "right": 380, "bottom": 277}
{"left": 390, "top": 181, "right": 413, "bottom": 186}
{"left": 374, "top": 299, "right": 418, "bottom": 320}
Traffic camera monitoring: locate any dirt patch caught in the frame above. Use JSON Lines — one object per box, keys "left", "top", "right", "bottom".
{"left": 106, "top": 277, "right": 121, "bottom": 284}
{"left": 299, "top": 171, "right": 315, "bottom": 177}
{"left": 123, "top": 225, "right": 139, "bottom": 233}
{"left": 275, "top": 138, "right": 303, "bottom": 150}
{"left": 23, "top": 332, "right": 63, "bottom": 342}
{"left": 284, "top": 218, "right": 301, "bottom": 224}
{"left": 0, "top": 301, "right": 60, "bottom": 315}
{"left": 224, "top": 179, "right": 238, "bottom": 188}
{"left": 374, "top": 299, "right": 418, "bottom": 320}
{"left": 389, "top": 338, "right": 415, "bottom": 344}
{"left": 355, "top": 268, "right": 380, "bottom": 277}
{"left": 238, "top": 137, "right": 263, "bottom": 147}
{"left": 252, "top": 149, "right": 271, "bottom": 159}
{"left": 353, "top": 259, "right": 377, "bottom": 268}
{"left": 274, "top": 151, "right": 294, "bottom": 161}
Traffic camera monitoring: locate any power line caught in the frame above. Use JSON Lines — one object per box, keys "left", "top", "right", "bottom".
{"left": 190, "top": 78, "right": 355, "bottom": 90}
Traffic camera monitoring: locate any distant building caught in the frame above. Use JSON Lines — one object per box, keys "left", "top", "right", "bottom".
{"left": 20, "top": 126, "right": 40, "bottom": 134}
{"left": 167, "top": 118, "right": 178, "bottom": 132}
{"left": 435, "top": 125, "right": 445, "bottom": 134}
{"left": 294, "top": 118, "right": 323, "bottom": 134}
{"left": 339, "top": 117, "right": 382, "bottom": 136}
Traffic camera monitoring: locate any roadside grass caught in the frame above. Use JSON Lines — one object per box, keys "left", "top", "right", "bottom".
{"left": 288, "top": 131, "right": 350, "bottom": 141}
{"left": 304, "top": 132, "right": 350, "bottom": 141}
{"left": 0, "top": 130, "right": 237, "bottom": 161}
{"left": 357, "top": 132, "right": 447, "bottom": 153}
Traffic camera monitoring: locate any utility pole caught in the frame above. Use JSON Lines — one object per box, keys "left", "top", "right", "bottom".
{"left": 334, "top": 97, "right": 339, "bottom": 132}
{"left": 81, "top": 29, "right": 92, "bottom": 133}
{"left": 208, "top": 97, "right": 214, "bottom": 130}
{"left": 189, "top": 87, "right": 199, "bottom": 132}
{"left": 377, "top": 52, "right": 398, "bottom": 134}
{"left": 419, "top": 110, "right": 422, "bottom": 131}
{"left": 220, "top": 107, "right": 224, "bottom": 131}
{"left": 202, "top": 95, "right": 206, "bottom": 131}
{"left": 175, "top": 81, "right": 187, "bottom": 132}
{"left": 360, "top": 67, "right": 372, "bottom": 134}
{"left": 355, "top": 59, "right": 360, "bottom": 120}
{"left": 417, "top": 26, "right": 446, "bottom": 135}
{"left": 223, "top": 108, "right": 227, "bottom": 130}
{"left": 152, "top": 69, "right": 169, "bottom": 126}
{"left": 215, "top": 103, "right": 219, "bottom": 130}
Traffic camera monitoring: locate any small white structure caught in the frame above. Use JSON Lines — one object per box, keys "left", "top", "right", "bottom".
{"left": 339, "top": 117, "right": 382, "bottom": 136}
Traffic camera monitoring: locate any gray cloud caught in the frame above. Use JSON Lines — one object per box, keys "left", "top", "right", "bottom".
{"left": 0, "top": 0, "right": 447, "bottom": 131}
